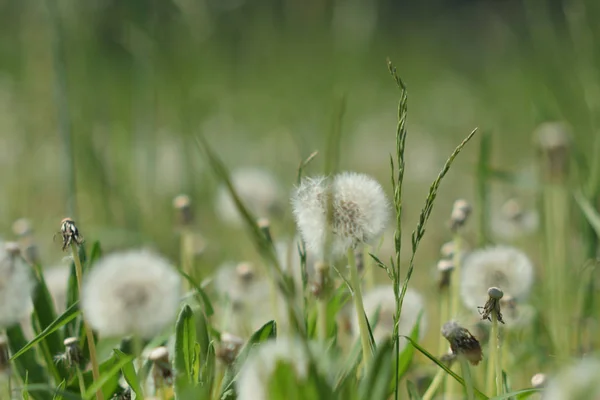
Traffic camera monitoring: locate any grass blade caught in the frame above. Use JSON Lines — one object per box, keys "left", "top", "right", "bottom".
{"left": 178, "top": 270, "right": 214, "bottom": 317}
{"left": 113, "top": 350, "right": 143, "bottom": 399}
{"left": 83, "top": 355, "right": 134, "bottom": 400}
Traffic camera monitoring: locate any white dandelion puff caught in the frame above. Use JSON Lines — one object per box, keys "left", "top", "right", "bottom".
{"left": 82, "top": 250, "right": 181, "bottom": 338}
{"left": 216, "top": 167, "right": 283, "bottom": 225}
{"left": 543, "top": 359, "right": 600, "bottom": 400}
{"left": 491, "top": 198, "right": 539, "bottom": 240}
{"left": 460, "top": 246, "right": 534, "bottom": 313}
{"left": 291, "top": 172, "right": 389, "bottom": 259}
{"left": 0, "top": 243, "right": 34, "bottom": 328}
{"left": 351, "top": 285, "right": 427, "bottom": 350}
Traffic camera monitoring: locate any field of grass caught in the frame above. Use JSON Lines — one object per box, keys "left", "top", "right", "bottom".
{"left": 1, "top": 0, "right": 600, "bottom": 399}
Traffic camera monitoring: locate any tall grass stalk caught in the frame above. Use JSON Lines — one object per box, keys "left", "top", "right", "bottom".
{"left": 486, "top": 312, "right": 502, "bottom": 396}
{"left": 387, "top": 59, "right": 477, "bottom": 400}
{"left": 422, "top": 368, "right": 445, "bottom": 400}
{"left": 71, "top": 243, "right": 103, "bottom": 400}
{"left": 348, "top": 248, "right": 372, "bottom": 364}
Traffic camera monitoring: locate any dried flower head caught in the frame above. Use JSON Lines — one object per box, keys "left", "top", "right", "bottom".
{"left": 236, "top": 338, "right": 310, "bottom": 400}
{"left": 441, "top": 321, "right": 483, "bottom": 366}
{"left": 57, "top": 218, "right": 84, "bottom": 251}
{"left": 440, "top": 241, "right": 455, "bottom": 258}
{"left": 543, "top": 359, "right": 600, "bottom": 400}
{"left": 82, "top": 250, "right": 181, "bottom": 338}
{"left": 449, "top": 199, "right": 472, "bottom": 232}
{"left": 0, "top": 334, "right": 9, "bottom": 374}
{"left": 351, "top": 285, "right": 426, "bottom": 350}
{"left": 216, "top": 167, "right": 283, "bottom": 225}
{"left": 0, "top": 243, "right": 35, "bottom": 328}
{"left": 148, "top": 346, "right": 173, "bottom": 386}
{"left": 479, "top": 287, "right": 504, "bottom": 323}
{"left": 534, "top": 121, "right": 571, "bottom": 181}
{"left": 173, "top": 194, "right": 193, "bottom": 226}
{"left": 217, "top": 332, "right": 244, "bottom": 365}
{"left": 292, "top": 172, "right": 389, "bottom": 259}
{"left": 437, "top": 259, "right": 454, "bottom": 290}
{"left": 56, "top": 337, "right": 83, "bottom": 368}
{"left": 460, "top": 246, "right": 534, "bottom": 313}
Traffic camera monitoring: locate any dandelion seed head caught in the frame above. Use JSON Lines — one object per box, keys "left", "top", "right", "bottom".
{"left": 441, "top": 321, "right": 483, "bottom": 365}
{"left": 491, "top": 198, "right": 539, "bottom": 240}
{"left": 460, "top": 246, "right": 534, "bottom": 313}
{"left": 292, "top": 172, "right": 389, "bottom": 259}
{"left": 0, "top": 243, "right": 34, "bottom": 328}
{"left": 216, "top": 167, "right": 283, "bottom": 225}
{"left": 236, "top": 338, "right": 309, "bottom": 400}
{"left": 82, "top": 250, "right": 181, "bottom": 338}
{"left": 544, "top": 359, "right": 600, "bottom": 400}
{"left": 531, "top": 373, "right": 546, "bottom": 389}
{"left": 351, "top": 285, "right": 426, "bottom": 350}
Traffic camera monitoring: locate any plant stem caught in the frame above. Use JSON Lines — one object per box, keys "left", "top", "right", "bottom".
{"left": 492, "top": 312, "right": 503, "bottom": 396}
{"left": 71, "top": 243, "right": 103, "bottom": 400}
{"left": 459, "top": 356, "right": 475, "bottom": 400}
{"left": 446, "top": 234, "right": 463, "bottom": 397}
{"left": 180, "top": 228, "right": 194, "bottom": 292}
{"left": 363, "top": 245, "right": 375, "bottom": 290}
{"left": 76, "top": 368, "right": 87, "bottom": 398}
{"left": 348, "top": 247, "right": 372, "bottom": 365}
{"left": 8, "top": 370, "right": 12, "bottom": 400}
{"left": 422, "top": 368, "right": 445, "bottom": 400}
{"left": 317, "top": 299, "right": 328, "bottom": 342}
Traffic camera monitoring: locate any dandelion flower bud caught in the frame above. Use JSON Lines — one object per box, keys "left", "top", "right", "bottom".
{"left": 0, "top": 335, "right": 9, "bottom": 374}
{"left": 449, "top": 199, "right": 472, "bottom": 232}
{"left": 216, "top": 167, "right": 283, "bottom": 226}
{"left": 82, "top": 250, "right": 181, "bottom": 338}
{"left": 173, "top": 194, "right": 193, "bottom": 226}
{"left": 544, "top": 359, "right": 600, "bottom": 400}
{"left": 531, "top": 373, "right": 546, "bottom": 389}
{"left": 351, "top": 285, "right": 426, "bottom": 349}
{"left": 292, "top": 172, "right": 389, "bottom": 259}
{"left": 0, "top": 243, "right": 35, "bottom": 328}
{"left": 460, "top": 246, "right": 534, "bottom": 314}
{"left": 236, "top": 338, "right": 310, "bottom": 400}
{"left": 437, "top": 259, "right": 454, "bottom": 290}
{"left": 441, "top": 321, "right": 483, "bottom": 366}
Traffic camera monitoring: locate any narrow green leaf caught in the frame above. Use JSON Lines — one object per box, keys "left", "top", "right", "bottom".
{"left": 406, "top": 381, "right": 422, "bottom": 400}
{"left": 19, "top": 384, "right": 80, "bottom": 400}
{"left": 83, "top": 354, "right": 134, "bottom": 400}
{"left": 10, "top": 302, "right": 81, "bottom": 361}
{"left": 575, "top": 191, "right": 600, "bottom": 237}
{"left": 491, "top": 388, "right": 543, "bottom": 400}
{"left": 404, "top": 337, "right": 488, "bottom": 399}
{"left": 359, "top": 339, "right": 394, "bottom": 400}
{"left": 395, "top": 315, "right": 421, "bottom": 381}
{"left": 174, "top": 305, "right": 197, "bottom": 398}
{"left": 53, "top": 380, "right": 67, "bottom": 400}
{"left": 31, "top": 266, "right": 68, "bottom": 382}
{"left": 114, "top": 349, "right": 144, "bottom": 400}
{"left": 6, "top": 324, "right": 51, "bottom": 400}
{"left": 219, "top": 321, "right": 276, "bottom": 399}
{"left": 70, "top": 353, "right": 122, "bottom": 399}
{"left": 178, "top": 270, "right": 214, "bottom": 317}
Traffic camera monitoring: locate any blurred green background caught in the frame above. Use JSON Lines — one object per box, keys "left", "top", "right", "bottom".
{"left": 1, "top": 0, "right": 599, "bottom": 284}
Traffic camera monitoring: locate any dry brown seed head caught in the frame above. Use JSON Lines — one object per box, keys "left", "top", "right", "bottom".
{"left": 450, "top": 199, "right": 472, "bottom": 232}
{"left": 58, "top": 218, "right": 84, "bottom": 251}
{"left": 236, "top": 262, "right": 255, "bottom": 283}
{"left": 148, "top": 346, "right": 169, "bottom": 363}
{"left": 479, "top": 288, "right": 504, "bottom": 324}
{"left": 173, "top": 194, "right": 193, "bottom": 225}
{"left": 441, "top": 321, "right": 483, "bottom": 366}
{"left": 217, "top": 332, "right": 244, "bottom": 365}
{"left": 440, "top": 241, "right": 455, "bottom": 258}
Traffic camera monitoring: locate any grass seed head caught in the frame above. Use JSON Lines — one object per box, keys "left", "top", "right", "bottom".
{"left": 82, "top": 250, "right": 181, "bottom": 338}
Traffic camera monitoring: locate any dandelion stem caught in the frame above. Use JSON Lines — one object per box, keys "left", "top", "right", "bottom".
{"left": 422, "top": 368, "right": 445, "bottom": 400}
{"left": 446, "top": 234, "right": 463, "bottom": 396}
{"left": 76, "top": 368, "right": 86, "bottom": 398}
{"left": 8, "top": 370, "right": 12, "bottom": 400}
{"left": 71, "top": 243, "right": 103, "bottom": 400}
{"left": 348, "top": 247, "right": 372, "bottom": 364}
{"left": 459, "top": 356, "right": 475, "bottom": 400}
{"left": 364, "top": 245, "right": 375, "bottom": 290}
{"left": 317, "top": 299, "right": 328, "bottom": 342}
{"left": 180, "top": 228, "right": 194, "bottom": 292}
{"left": 492, "top": 312, "right": 503, "bottom": 396}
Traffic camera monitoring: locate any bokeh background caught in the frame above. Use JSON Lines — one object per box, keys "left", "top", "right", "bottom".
{"left": 1, "top": 0, "right": 598, "bottom": 356}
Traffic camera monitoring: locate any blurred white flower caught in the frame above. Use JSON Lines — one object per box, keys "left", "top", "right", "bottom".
{"left": 82, "top": 250, "right": 181, "bottom": 338}
{"left": 543, "top": 359, "right": 600, "bottom": 400}
{"left": 216, "top": 167, "right": 283, "bottom": 226}
{"left": 491, "top": 198, "right": 539, "bottom": 240}
{"left": 43, "top": 265, "right": 70, "bottom": 314}
{"left": 0, "top": 243, "right": 34, "bottom": 328}
{"left": 351, "top": 285, "right": 426, "bottom": 350}
{"left": 236, "top": 338, "right": 309, "bottom": 400}
{"left": 291, "top": 172, "right": 389, "bottom": 259}
{"left": 460, "top": 246, "right": 534, "bottom": 313}
{"left": 499, "top": 297, "right": 536, "bottom": 329}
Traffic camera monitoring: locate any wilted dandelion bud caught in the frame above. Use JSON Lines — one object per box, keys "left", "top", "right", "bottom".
{"left": 216, "top": 167, "right": 283, "bottom": 226}
{"left": 82, "top": 250, "right": 181, "bottom": 338}
{"left": 440, "top": 241, "right": 455, "bottom": 258}
{"left": 351, "top": 285, "right": 426, "bottom": 349}
{"left": 449, "top": 199, "right": 472, "bottom": 232}
{"left": 0, "top": 335, "right": 9, "bottom": 374}
{"left": 148, "top": 346, "right": 173, "bottom": 386}
{"left": 292, "top": 172, "right": 389, "bottom": 259}
{"left": 236, "top": 262, "right": 255, "bottom": 283}
{"left": 58, "top": 218, "right": 84, "bottom": 251}
{"left": 534, "top": 121, "right": 571, "bottom": 182}
{"left": 0, "top": 243, "right": 35, "bottom": 328}
{"left": 479, "top": 287, "right": 504, "bottom": 323}
{"left": 173, "top": 194, "right": 193, "bottom": 226}
{"left": 531, "top": 373, "right": 546, "bottom": 389}
{"left": 257, "top": 218, "right": 273, "bottom": 244}
{"left": 460, "top": 246, "right": 534, "bottom": 314}
{"left": 441, "top": 321, "right": 483, "bottom": 366}
{"left": 437, "top": 259, "right": 454, "bottom": 290}
{"left": 216, "top": 332, "right": 244, "bottom": 365}
{"left": 57, "top": 337, "right": 83, "bottom": 368}
{"left": 236, "top": 338, "right": 310, "bottom": 400}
